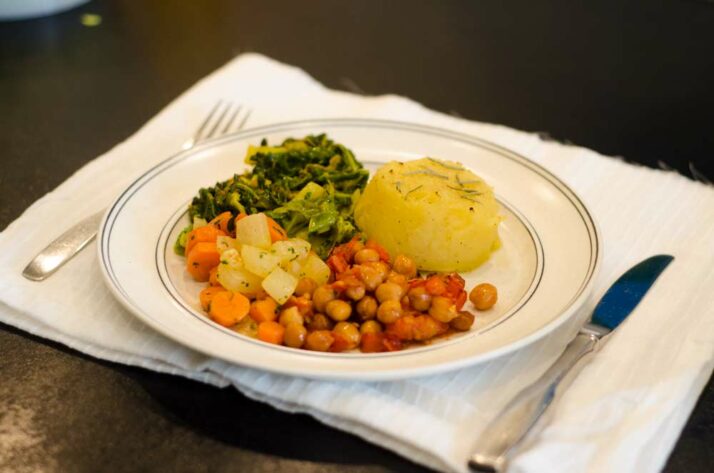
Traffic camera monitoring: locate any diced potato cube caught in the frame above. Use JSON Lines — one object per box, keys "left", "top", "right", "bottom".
{"left": 216, "top": 235, "right": 238, "bottom": 254}
{"left": 241, "top": 244, "right": 281, "bottom": 278}
{"left": 232, "top": 316, "right": 258, "bottom": 338}
{"left": 271, "top": 238, "right": 311, "bottom": 267}
{"left": 283, "top": 259, "right": 303, "bottom": 278}
{"left": 298, "top": 252, "right": 331, "bottom": 285}
{"left": 219, "top": 248, "right": 242, "bottom": 267}
{"left": 261, "top": 267, "right": 298, "bottom": 305}
{"left": 234, "top": 213, "right": 271, "bottom": 249}
{"left": 217, "top": 262, "right": 262, "bottom": 296}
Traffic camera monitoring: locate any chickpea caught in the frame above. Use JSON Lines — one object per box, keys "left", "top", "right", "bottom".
{"left": 355, "top": 296, "right": 378, "bottom": 320}
{"left": 393, "top": 255, "right": 417, "bottom": 279}
{"left": 470, "top": 283, "right": 498, "bottom": 311}
{"left": 358, "top": 265, "right": 384, "bottom": 291}
{"left": 325, "top": 299, "right": 352, "bottom": 321}
{"left": 429, "top": 296, "right": 458, "bottom": 323}
{"left": 284, "top": 323, "right": 307, "bottom": 348}
{"left": 344, "top": 283, "right": 366, "bottom": 301}
{"left": 354, "top": 248, "right": 380, "bottom": 264}
{"left": 360, "top": 320, "right": 383, "bottom": 334}
{"left": 372, "top": 261, "right": 390, "bottom": 282}
{"left": 451, "top": 311, "right": 476, "bottom": 331}
{"left": 333, "top": 322, "right": 361, "bottom": 350}
{"left": 375, "top": 282, "right": 405, "bottom": 303}
{"left": 305, "top": 330, "right": 334, "bottom": 351}
{"left": 386, "top": 271, "right": 408, "bottom": 290}
{"left": 408, "top": 286, "right": 432, "bottom": 312}
{"left": 308, "top": 313, "right": 333, "bottom": 331}
{"left": 377, "top": 299, "right": 402, "bottom": 324}
{"left": 312, "top": 285, "right": 336, "bottom": 313}
{"left": 295, "top": 277, "right": 318, "bottom": 297}
{"left": 279, "top": 306, "right": 304, "bottom": 326}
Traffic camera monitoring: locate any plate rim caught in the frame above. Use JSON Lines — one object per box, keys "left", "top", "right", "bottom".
{"left": 98, "top": 118, "right": 602, "bottom": 380}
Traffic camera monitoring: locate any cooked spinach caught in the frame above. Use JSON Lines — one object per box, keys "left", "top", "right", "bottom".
{"left": 183, "top": 134, "right": 368, "bottom": 258}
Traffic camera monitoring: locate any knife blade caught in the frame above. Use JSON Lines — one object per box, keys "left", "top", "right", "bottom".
{"left": 468, "top": 254, "right": 674, "bottom": 473}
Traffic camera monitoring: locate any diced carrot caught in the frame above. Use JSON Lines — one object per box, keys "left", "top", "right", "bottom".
{"left": 331, "top": 280, "right": 348, "bottom": 292}
{"left": 408, "top": 278, "right": 426, "bottom": 289}
{"left": 235, "top": 212, "right": 248, "bottom": 223}
{"left": 444, "top": 273, "right": 466, "bottom": 298}
{"left": 331, "top": 236, "right": 363, "bottom": 264}
{"left": 186, "top": 242, "right": 221, "bottom": 281}
{"left": 327, "top": 254, "right": 348, "bottom": 273}
{"left": 249, "top": 297, "right": 278, "bottom": 323}
{"left": 365, "top": 239, "right": 391, "bottom": 263}
{"left": 199, "top": 286, "right": 227, "bottom": 311}
{"left": 208, "top": 291, "right": 250, "bottom": 327}
{"left": 209, "top": 266, "right": 221, "bottom": 287}
{"left": 257, "top": 321, "right": 285, "bottom": 344}
{"left": 330, "top": 333, "right": 351, "bottom": 352}
{"left": 209, "top": 211, "right": 234, "bottom": 235}
{"left": 424, "top": 275, "right": 447, "bottom": 296}
{"left": 335, "top": 268, "right": 362, "bottom": 287}
{"left": 266, "top": 216, "right": 288, "bottom": 242}
{"left": 382, "top": 333, "right": 403, "bottom": 352}
{"left": 360, "top": 333, "right": 386, "bottom": 353}
{"left": 283, "top": 295, "right": 314, "bottom": 316}
{"left": 454, "top": 290, "right": 467, "bottom": 311}
{"left": 412, "top": 315, "right": 448, "bottom": 341}
{"left": 386, "top": 314, "right": 417, "bottom": 340}
{"left": 185, "top": 225, "right": 226, "bottom": 256}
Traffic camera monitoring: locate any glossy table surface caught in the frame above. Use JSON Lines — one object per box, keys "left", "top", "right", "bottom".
{"left": 1, "top": 1, "right": 713, "bottom": 472}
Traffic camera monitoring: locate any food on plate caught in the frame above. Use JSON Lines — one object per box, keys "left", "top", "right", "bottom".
{"left": 175, "top": 135, "right": 501, "bottom": 353}
{"left": 469, "top": 282, "right": 498, "bottom": 311}
{"left": 182, "top": 215, "right": 498, "bottom": 352}
{"left": 354, "top": 157, "right": 501, "bottom": 272}
{"left": 175, "top": 134, "right": 369, "bottom": 259}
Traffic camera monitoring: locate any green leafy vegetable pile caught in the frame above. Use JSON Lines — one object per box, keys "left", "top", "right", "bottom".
{"left": 180, "top": 134, "right": 369, "bottom": 258}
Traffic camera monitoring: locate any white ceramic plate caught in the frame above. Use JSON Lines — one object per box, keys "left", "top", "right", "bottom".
{"left": 99, "top": 119, "right": 600, "bottom": 380}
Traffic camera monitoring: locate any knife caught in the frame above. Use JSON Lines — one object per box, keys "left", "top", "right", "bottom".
{"left": 468, "top": 254, "right": 674, "bottom": 472}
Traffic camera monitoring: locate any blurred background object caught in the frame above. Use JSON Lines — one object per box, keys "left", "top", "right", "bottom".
{"left": 0, "top": 0, "right": 89, "bottom": 21}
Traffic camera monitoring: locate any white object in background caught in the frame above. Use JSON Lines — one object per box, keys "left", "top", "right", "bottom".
{"left": 0, "top": 0, "right": 90, "bottom": 21}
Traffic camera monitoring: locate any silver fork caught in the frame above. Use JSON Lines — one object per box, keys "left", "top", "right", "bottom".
{"left": 22, "top": 100, "right": 251, "bottom": 281}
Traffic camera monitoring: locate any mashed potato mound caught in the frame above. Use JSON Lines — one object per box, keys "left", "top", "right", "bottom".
{"left": 354, "top": 158, "right": 500, "bottom": 272}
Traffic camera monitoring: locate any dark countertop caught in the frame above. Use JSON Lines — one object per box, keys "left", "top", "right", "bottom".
{"left": 1, "top": 1, "right": 713, "bottom": 472}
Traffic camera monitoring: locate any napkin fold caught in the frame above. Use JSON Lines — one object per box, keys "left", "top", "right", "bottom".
{"left": 2, "top": 54, "right": 714, "bottom": 473}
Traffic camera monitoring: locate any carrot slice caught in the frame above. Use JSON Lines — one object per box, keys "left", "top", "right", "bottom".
{"left": 257, "top": 321, "right": 285, "bottom": 344}
{"left": 209, "top": 266, "right": 221, "bottom": 287}
{"left": 249, "top": 297, "right": 278, "bottom": 323}
{"left": 329, "top": 333, "right": 351, "bottom": 352}
{"left": 360, "top": 333, "right": 385, "bottom": 353}
{"left": 185, "top": 225, "right": 226, "bottom": 256}
{"left": 199, "top": 286, "right": 227, "bottom": 311}
{"left": 209, "top": 211, "right": 234, "bottom": 235}
{"left": 186, "top": 242, "right": 221, "bottom": 281}
{"left": 266, "top": 217, "right": 288, "bottom": 242}
{"left": 208, "top": 291, "right": 250, "bottom": 327}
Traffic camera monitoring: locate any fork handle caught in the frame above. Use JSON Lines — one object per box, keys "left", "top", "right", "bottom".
{"left": 22, "top": 210, "right": 104, "bottom": 281}
{"left": 468, "top": 332, "right": 600, "bottom": 472}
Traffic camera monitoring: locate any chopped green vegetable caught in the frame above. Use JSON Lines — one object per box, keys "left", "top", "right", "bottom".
{"left": 173, "top": 224, "right": 193, "bottom": 255}
{"left": 183, "top": 134, "right": 369, "bottom": 258}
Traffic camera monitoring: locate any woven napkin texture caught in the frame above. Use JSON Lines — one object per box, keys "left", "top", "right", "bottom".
{"left": 1, "top": 54, "right": 713, "bottom": 473}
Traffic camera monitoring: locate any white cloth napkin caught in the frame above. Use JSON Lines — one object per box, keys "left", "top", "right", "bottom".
{"left": 2, "top": 54, "right": 713, "bottom": 473}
